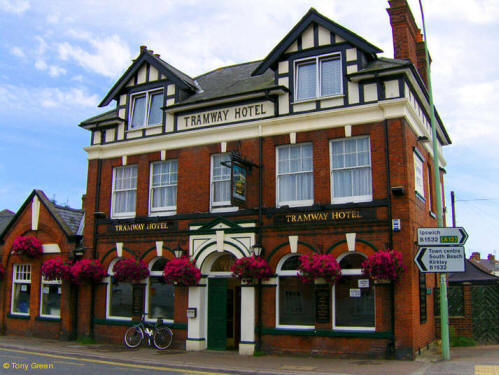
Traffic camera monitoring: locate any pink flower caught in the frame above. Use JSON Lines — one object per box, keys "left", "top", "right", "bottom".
{"left": 41, "top": 257, "right": 72, "bottom": 281}
{"left": 361, "top": 249, "right": 406, "bottom": 281}
{"left": 70, "top": 259, "right": 106, "bottom": 284}
{"left": 11, "top": 236, "right": 43, "bottom": 258}
{"left": 112, "top": 258, "right": 149, "bottom": 282}
{"left": 231, "top": 256, "right": 273, "bottom": 281}
{"left": 163, "top": 257, "right": 201, "bottom": 286}
{"left": 298, "top": 254, "right": 341, "bottom": 284}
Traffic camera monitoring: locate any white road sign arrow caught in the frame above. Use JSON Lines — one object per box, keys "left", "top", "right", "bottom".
{"left": 414, "top": 246, "right": 465, "bottom": 273}
{"left": 417, "top": 227, "right": 468, "bottom": 246}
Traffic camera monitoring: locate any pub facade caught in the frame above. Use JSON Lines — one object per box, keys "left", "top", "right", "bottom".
{"left": 77, "top": 1, "right": 450, "bottom": 359}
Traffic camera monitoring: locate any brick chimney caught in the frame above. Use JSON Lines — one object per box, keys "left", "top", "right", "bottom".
{"left": 488, "top": 253, "right": 495, "bottom": 262}
{"left": 470, "top": 252, "right": 481, "bottom": 261}
{"left": 387, "top": 0, "right": 429, "bottom": 87}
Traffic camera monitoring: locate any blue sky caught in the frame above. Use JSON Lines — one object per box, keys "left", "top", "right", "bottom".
{"left": 1, "top": 0, "right": 498, "bottom": 259}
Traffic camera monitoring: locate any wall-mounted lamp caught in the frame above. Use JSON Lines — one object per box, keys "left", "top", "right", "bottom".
{"left": 250, "top": 244, "right": 263, "bottom": 257}
{"left": 94, "top": 211, "right": 106, "bottom": 218}
{"left": 174, "top": 244, "right": 184, "bottom": 259}
{"left": 417, "top": 136, "right": 429, "bottom": 143}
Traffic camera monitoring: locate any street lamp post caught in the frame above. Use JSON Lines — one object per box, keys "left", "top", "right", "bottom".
{"left": 418, "top": 0, "right": 450, "bottom": 361}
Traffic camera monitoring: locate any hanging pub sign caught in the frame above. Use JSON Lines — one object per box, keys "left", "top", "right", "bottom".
{"left": 231, "top": 160, "right": 247, "bottom": 206}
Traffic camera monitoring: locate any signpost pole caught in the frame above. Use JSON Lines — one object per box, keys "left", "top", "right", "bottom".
{"left": 418, "top": 0, "right": 450, "bottom": 360}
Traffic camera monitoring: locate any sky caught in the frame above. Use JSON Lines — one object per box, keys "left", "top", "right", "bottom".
{"left": 1, "top": 0, "right": 498, "bottom": 259}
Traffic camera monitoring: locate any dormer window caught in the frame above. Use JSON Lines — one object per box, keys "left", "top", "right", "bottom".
{"left": 129, "top": 89, "right": 164, "bottom": 129}
{"left": 295, "top": 53, "right": 342, "bottom": 101}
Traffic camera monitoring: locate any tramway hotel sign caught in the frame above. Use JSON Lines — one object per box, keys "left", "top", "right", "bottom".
{"left": 274, "top": 207, "right": 376, "bottom": 225}
{"left": 109, "top": 221, "right": 176, "bottom": 233}
{"left": 178, "top": 101, "right": 274, "bottom": 130}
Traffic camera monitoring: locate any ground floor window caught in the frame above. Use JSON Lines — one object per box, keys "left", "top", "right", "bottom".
{"left": 40, "top": 277, "right": 61, "bottom": 317}
{"left": 334, "top": 253, "right": 375, "bottom": 330}
{"left": 147, "top": 257, "right": 174, "bottom": 320}
{"left": 277, "top": 255, "right": 314, "bottom": 327}
{"left": 12, "top": 264, "right": 31, "bottom": 315}
{"left": 109, "top": 282, "right": 133, "bottom": 318}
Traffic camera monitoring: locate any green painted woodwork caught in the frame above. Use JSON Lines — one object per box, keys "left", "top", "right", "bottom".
{"left": 207, "top": 278, "right": 228, "bottom": 350}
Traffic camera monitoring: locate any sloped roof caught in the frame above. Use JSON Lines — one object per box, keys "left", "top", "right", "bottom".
{"left": 0, "top": 190, "right": 84, "bottom": 242}
{"left": 252, "top": 7, "right": 382, "bottom": 76}
{"left": 99, "top": 49, "right": 198, "bottom": 107}
{"left": 175, "top": 61, "right": 277, "bottom": 106}
{"left": 79, "top": 109, "right": 119, "bottom": 128}
{"left": 448, "top": 259, "right": 499, "bottom": 284}
{"left": 0, "top": 209, "right": 14, "bottom": 236}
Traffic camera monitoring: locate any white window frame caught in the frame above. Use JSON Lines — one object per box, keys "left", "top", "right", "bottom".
{"left": 414, "top": 150, "right": 425, "bottom": 200}
{"left": 333, "top": 252, "right": 375, "bottom": 332}
{"left": 275, "top": 254, "right": 314, "bottom": 330}
{"left": 39, "top": 276, "right": 61, "bottom": 318}
{"left": 210, "top": 153, "right": 237, "bottom": 213}
{"left": 149, "top": 160, "right": 178, "bottom": 216}
{"left": 294, "top": 53, "right": 343, "bottom": 102}
{"left": 129, "top": 89, "right": 164, "bottom": 129}
{"left": 276, "top": 143, "right": 314, "bottom": 208}
{"left": 11, "top": 264, "right": 31, "bottom": 316}
{"left": 106, "top": 258, "right": 134, "bottom": 321}
{"left": 330, "top": 136, "right": 372, "bottom": 204}
{"left": 111, "top": 165, "right": 138, "bottom": 219}
{"left": 145, "top": 257, "right": 174, "bottom": 323}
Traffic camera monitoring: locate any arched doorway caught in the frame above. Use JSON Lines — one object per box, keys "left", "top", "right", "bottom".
{"left": 206, "top": 252, "right": 241, "bottom": 350}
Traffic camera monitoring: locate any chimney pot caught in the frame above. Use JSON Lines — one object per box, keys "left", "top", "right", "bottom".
{"left": 140, "top": 45, "right": 147, "bottom": 53}
{"left": 470, "top": 252, "right": 481, "bottom": 261}
{"left": 488, "top": 253, "right": 495, "bottom": 262}
{"left": 154, "top": 53, "right": 160, "bottom": 58}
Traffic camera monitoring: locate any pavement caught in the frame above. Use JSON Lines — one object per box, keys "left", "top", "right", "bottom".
{"left": 0, "top": 335, "right": 497, "bottom": 375}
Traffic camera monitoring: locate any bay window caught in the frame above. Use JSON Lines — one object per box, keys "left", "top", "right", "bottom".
{"left": 330, "top": 137, "right": 372, "bottom": 203}
{"left": 276, "top": 143, "right": 313, "bottom": 207}
{"left": 111, "top": 165, "right": 137, "bottom": 218}
{"left": 295, "top": 53, "right": 342, "bottom": 101}
{"left": 11, "top": 264, "right": 31, "bottom": 315}
{"left": 150, "top": 160, "right": 178, "bottom": 215}
{"left": 130, "top": 90, "right": 164, "bottom": 129}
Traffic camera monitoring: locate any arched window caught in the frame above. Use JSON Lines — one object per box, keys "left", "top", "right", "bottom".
{"left": 333, "top": 252, "right": 375, "bottom": 331}
{"left": 276, "top": 254, "right": 314, "bottom": 328}
{"left": 106, "top": 258, "right": 133, "bottom": 320}
{"left": 146, "top": 257, "right": 174, "bottom": 321}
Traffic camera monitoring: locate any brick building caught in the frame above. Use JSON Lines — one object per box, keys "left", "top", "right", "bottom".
{"left": 0, "top": 190, "right": 84, "bottom": 340}
{"left": 76, "top": 1, "right": 450, "bottom": 359}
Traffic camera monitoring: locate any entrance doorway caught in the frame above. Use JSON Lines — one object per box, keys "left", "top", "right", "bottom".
{"left": 207, "top": 278, "right": 241, "bottom": 350}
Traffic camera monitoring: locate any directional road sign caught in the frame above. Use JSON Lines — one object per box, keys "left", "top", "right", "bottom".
{"left": 414, "top": 246, "right": 465, "bottom": 273}
{"left": 417, "top": 227, "right": 468, "bottom": 246}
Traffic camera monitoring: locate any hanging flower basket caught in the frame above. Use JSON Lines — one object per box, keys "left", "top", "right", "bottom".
{"left": 298, "top": 254, "right": 341, "bottom": 284}
{"left": 112, "top": 258, "right": 150, "bottom": 283}
{"left": 41, "top": 257, "right": 72, "bottom": 281}
{"left": 0, "top": 264, "right": 5, "bottom": 281}
{"left": 231, "top": 256, "right": 273, "bottom": 281}
{"left": 163, "top": 257, "right": 201, "bottom": 286}
{"left": 70, "top": 259, "right": 107, "bottom": 284}
{"left": 361, "top": 249, "right": 407, "bottom": 282}
{"left": 11, "top": 236, "right": 43, "bottom": 258}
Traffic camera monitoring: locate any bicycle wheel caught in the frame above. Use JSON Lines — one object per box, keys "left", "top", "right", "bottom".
{"left": 153, "top": 326, "right": 173, "bottom": 350}
{"left": 124, "top": 326, "right": 144, "bottom": 348}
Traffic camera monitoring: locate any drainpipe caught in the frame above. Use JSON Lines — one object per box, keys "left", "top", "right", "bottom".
{"left": 89, "top": 159, "right": 102, "bottom": 340}
{"left": 256, "top": 135, "right": 263, "bottom": 353}
{"left": 384, "top": 119, "right": 396, "bottom": 357}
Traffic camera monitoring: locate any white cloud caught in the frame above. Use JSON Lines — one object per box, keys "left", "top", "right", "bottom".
{"left": 48, "top": 65, "right": 66, "bottom": 77}
{"left": 0, "top": 0, "right": 29, "bottom": 14}
{"left": 11, "top": 46, "right": 25, "bottom": 58}
{"left": 35, "top": 59, "right": 47, "bottom": 71}
{"left": 57, "top": 34, "right": 131, "bottom": 78}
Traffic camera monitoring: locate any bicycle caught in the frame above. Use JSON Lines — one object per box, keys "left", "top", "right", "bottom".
{"left": 124, "top": 314, "right": 173, "bottom": 350}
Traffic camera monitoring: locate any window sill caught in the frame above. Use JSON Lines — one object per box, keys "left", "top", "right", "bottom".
{"left": 262, "top": 327, "right": 392, "bottom": 339}
{"left": 126, "top": 123, "right": 163, "bottom": 132}
{"left": 36, "top": 316, "right": 61, "bottom": 322}
{"left": 277, "top": 200, "right": 314, "bottom": 208}
{"left": 149, "top": 210, "right": 176, "bottom": 217}
{"left": 292, "top": 94, "right": 344, "bottom": 105}
{"left": 331, "top": 196, "right": 372, "bottom": 205}
{"left": 429, "top": 211, "right": 436, "bottom": 218}
{"left": 7, "top": 313, "right": 30, "bottom": 320}
{"left": 210, "top": 206, "right": 238, "bottom": 213}
{"left": 415, "top": 192, "right": 426, "bottom": 203}
{"left": 110, "top": 213, "right": 136, "bottom": 220}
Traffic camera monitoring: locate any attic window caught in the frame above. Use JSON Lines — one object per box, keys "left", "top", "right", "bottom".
{"left": 295, "top": 53, "right": 342, "bottom": 101}
{"left": 130, "top": 89, "right": 164, "bottom": 128}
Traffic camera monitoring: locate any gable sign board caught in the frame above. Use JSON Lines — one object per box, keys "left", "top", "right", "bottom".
{"left": 231, "top": 161, "right": 247, "bottom": 206}
{"left": 417, "top": 227, "right": 468, "bottom": 246}
{"left": 414, "top": 246, "right": 465, "bottom": 273}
